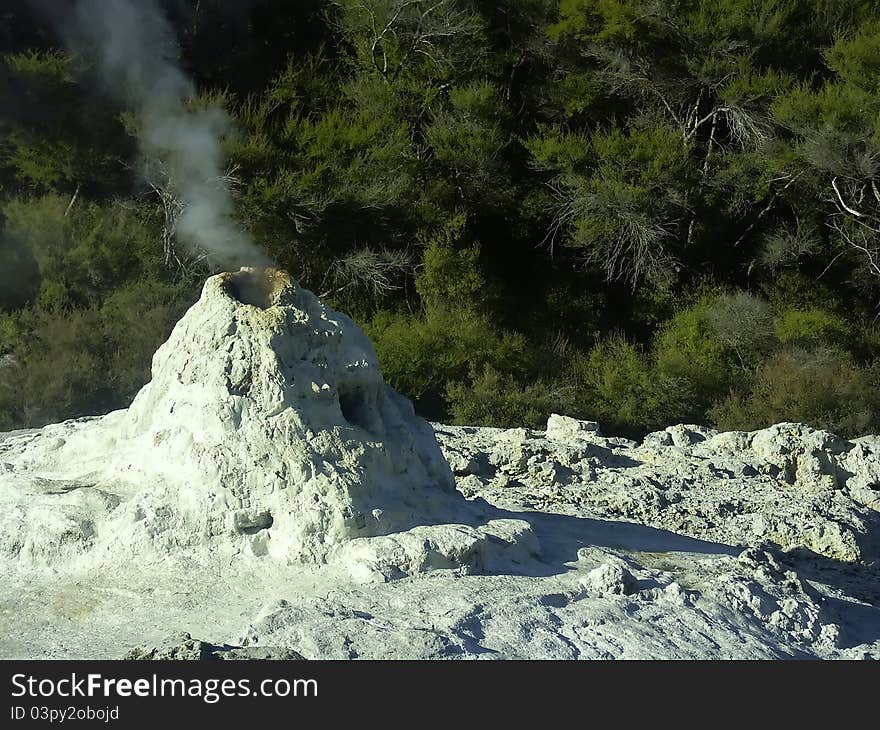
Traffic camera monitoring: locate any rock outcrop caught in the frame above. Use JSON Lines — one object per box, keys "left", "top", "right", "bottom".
{"left": 434, "top": 418, "right": 880, "bottom": 563}
{"left": 0, "top": 267, "right": 533, "bottom": 569}
{"left": 1, "top": 271, "right": 878, "bottom": 660}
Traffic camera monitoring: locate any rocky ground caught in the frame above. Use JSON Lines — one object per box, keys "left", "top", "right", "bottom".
{"left": 2, "top": 413, "right": 878, "bottom": 660}
{"left": 1, "top": 269, "right": 878, "bottom": 660}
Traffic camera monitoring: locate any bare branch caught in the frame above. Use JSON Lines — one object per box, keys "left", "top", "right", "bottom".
{"left": 320, "top": 247, "right": 414, "bottom": 300}
{"left": 830, "top": 219, "right": 880, "bottom": 278}
{"left": 685, "top": 107, "right": 730, "bottom": 141}
{"left": 64, "top": 184, "right": 81, "bottom": 218}
{"left": 733, "top": 172, "right": 802, "bottom": 248}
{"left": 815, "top": 249, "right": 848, "bottom": 280}
{"left": 832, "top": 176, "right": 865, "bottom": 218}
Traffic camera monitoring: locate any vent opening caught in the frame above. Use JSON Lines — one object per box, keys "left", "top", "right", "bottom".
{"left": 222, "top": 268, "right": 290, "bottom": 310}
{"left": 234, "top": 509, "right": 274, "bottom": 535}
{"left": 339, "top": 388, "right": 372, "bottom": 431}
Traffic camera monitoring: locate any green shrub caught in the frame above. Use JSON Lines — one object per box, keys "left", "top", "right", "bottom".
{"left": 0, "top": 277, "right": 194, "bottom": 429}
{"left": 709, "top": 347, "right": 880, "bottom": 437}
{"left": 653, "top": 296, "right": 737, "bottom": 399}
{"left": 704, "top": 292, "right": 776, "bottom": 367}
{"left": 447, "top": 366, "right": 572, "bottom": 429}
{"left": 2, "top": 195, "right": 68, "bottom": 308}
{"left": 415, "top": 214, "right": 488, "bottom": 310}
{"left": 760, "top": 272, "right": 842, "bottom": 314}
{"left": 774, "top": 308, "right": 849, "bottom": 348}
{"left": 1, "top": 51, "right": 130, "bottom": 193}
{"left": 0, "top": 229, "right": 39, "bottom": 310}
{"left": 0, "top": 193, "right": 196, "bottom": 430}
{"left": 0, "top": 305, "right": 113, "bottom": 427}
{"left": 98, "top": 280, "right": 195, "bottom": 401}
{"left": 425, "top": 81, "right": 510, "bottom": 200}
{"left": 366, "top": 306, "right": 530, "bottom": 419}
{"left": 757, "top": 221, "right": 819, "bottom": 272}
{"left": 576, "top": 336, "right": 701, "bottom": 437}
{"left": 2, "top": 195, "right": 170, "bottom": 310}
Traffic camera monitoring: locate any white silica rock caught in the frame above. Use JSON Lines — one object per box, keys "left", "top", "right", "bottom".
{"left": 582, "top": 561, "right": 637, "bottom": 596}
{"left": 546, "top": 413, "right": 601, "bottom": 443}
{"left": 0, "top": 268, "right": 485, "bottom": 566}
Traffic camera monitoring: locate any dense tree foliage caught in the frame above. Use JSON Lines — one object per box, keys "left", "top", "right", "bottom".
{"left": 2, "top": 0, "right": 880, "bottom": 437}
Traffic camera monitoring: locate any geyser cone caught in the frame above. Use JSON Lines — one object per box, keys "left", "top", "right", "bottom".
{"left": 32, "top": 267, "right": 457, "bottom": 563}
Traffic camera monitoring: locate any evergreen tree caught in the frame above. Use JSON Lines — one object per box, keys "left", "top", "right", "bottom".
{"left": 2, "top": 0, "right": 880, "bottom": 437}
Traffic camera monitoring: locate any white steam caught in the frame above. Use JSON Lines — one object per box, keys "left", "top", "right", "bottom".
{"left": 59, "top": 0, "right": 270, "bottom": 269}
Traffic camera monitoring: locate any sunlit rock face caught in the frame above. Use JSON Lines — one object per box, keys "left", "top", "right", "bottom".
{"left": 0, "top": 267, "right": 460, "bottom": 565}
{"left": 119, "top": 266, "right": 461, "bottom": 561}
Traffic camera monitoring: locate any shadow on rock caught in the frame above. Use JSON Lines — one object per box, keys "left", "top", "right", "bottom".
{"left": 469, "top": 501, "right": 741, "bottom": 578}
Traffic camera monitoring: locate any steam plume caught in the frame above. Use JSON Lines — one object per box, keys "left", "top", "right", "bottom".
{"left": 51, "top": 0, "right": 270, "bottom": 270}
